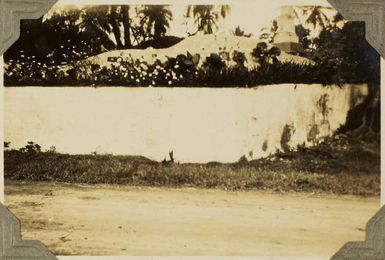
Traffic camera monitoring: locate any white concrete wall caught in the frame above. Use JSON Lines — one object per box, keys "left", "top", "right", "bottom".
{"left": 4, "top": 84, "right": 366, "bottom": 163}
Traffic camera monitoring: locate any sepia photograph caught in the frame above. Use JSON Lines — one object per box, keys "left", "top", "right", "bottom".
{"left": 2, "top": 0, "right": 381, "bottom": 256}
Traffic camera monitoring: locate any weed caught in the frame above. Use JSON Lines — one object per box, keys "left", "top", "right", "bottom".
{"left": 4, "top": 136, "right": 380, "bottom": 196}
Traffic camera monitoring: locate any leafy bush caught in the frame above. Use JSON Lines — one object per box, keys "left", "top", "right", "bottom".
{"left": 19, "top": 142, "right": 41, "bottom": 154}
{"left": 251, "top": 42, "right": 281, "bottom": 64}
{"left": 4, "top": 42, "right": 371, "bottom": 87}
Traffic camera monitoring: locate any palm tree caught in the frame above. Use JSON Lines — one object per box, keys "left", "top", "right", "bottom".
{"left": 139, "top": 5, "right": 173, "bottom": 40}
{"left": 109, "top": 6, "right": 123, "bottom": 49}
{"left": 80, "top": 5, "right": 134, "bottom": 49}
{"left": 303, "top": 6, "right": 330, "bottom": 29}
{"left": 80, "top": 5, "right": 123, "bottom": 49}
{"left": 121, "top": 5, "right": 132, "bottom": 48}
{"left": 185, "top": 5, "right": 231, "bottom": 35}
{"left": 297, "top": 6, "right": 331, "bottom": 50}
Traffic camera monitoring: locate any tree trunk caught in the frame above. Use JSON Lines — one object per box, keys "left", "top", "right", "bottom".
{"left": 121, "top": 5, "right": 132, "bottom": 48}
{"left": 111, "top": 23, "right": 123, "bottom": 49}
{"left": 109, "top": 8, "right": 123, "bottom": 49}
{"left": 340, "top": 83, "right": 380, "bottom": 141}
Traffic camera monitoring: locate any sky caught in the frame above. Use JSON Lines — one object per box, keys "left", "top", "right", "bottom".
{"left": 47, "top": 0, "right": 336, "bottom": 39}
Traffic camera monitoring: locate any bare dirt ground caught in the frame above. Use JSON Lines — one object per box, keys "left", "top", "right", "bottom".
{"left": 4, "top": 182, "right": 380, "bottom": 256}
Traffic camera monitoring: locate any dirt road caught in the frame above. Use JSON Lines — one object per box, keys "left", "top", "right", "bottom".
{"left": 4, "top": 182, "right": 380, "bottom": 256}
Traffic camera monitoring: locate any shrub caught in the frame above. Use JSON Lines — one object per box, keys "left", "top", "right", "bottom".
{"left": 4, "top": 42, "right": 369, "bottom": 87}
{"left": 19, "top": 142, "right": 41, "bottom": 154}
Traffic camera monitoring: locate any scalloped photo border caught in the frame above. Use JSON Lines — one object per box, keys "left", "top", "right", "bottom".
{"left": 0, "top": 0, "right": 384, "bottom": 259}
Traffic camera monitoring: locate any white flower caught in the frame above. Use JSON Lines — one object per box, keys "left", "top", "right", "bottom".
{"left": 168, "top": 80, "right": 172, "bottom": 85}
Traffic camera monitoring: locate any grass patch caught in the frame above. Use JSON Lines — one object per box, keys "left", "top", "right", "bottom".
{"left": 4, "top": 136, "right": 380, "bottom": 196}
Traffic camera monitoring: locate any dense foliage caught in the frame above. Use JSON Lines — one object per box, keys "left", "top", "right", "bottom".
{"left": 3, "top": 4, "right": 380, "bottom": 88}
{"left": 4, "top": 39, "right": 377, "bottom": 87}
{"left": 4, "top": 4, "right": 228, "bottom": 64}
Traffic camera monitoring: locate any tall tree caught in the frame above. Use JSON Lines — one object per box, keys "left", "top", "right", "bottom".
{"left": 121, "top": 5, "right": 132, "bottom": 48}
{"left": 109, "top": 6, "right": 123, "bottom": 49}
{"left": 80, "top": 5, "right": 134, "bottom": 49}
{"left": 139, "top": 5, "right": 173, "bottom": 40}
{"left": 80, "top": 6, "right": 121, "bottom": 48}
{"left": 302, "top": 6, "right": 330, "bottom": 29}
{"left": 185, "top": 5, "right": 230, "bottom": 35}
{"left": 314, "top": 18, "right": 380, "bottom": 138}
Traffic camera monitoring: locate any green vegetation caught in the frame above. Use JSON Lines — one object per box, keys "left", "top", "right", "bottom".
{"left": 4, "top": 7, "right": 380, "bottom": 90}
{"left": 4, "top": 136, "right": 380, "bottom": 196}
{"left": 3, "top": 6, "right": 381, "bottom": 193}
{"left": 3, "top": 4, "right": 231, "bottom": 65}
{"left": 3, "top": 41, "right": 372, "bottom": 87}
{"left": 139, "top": 5, "right": 173, "bottom": 41}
